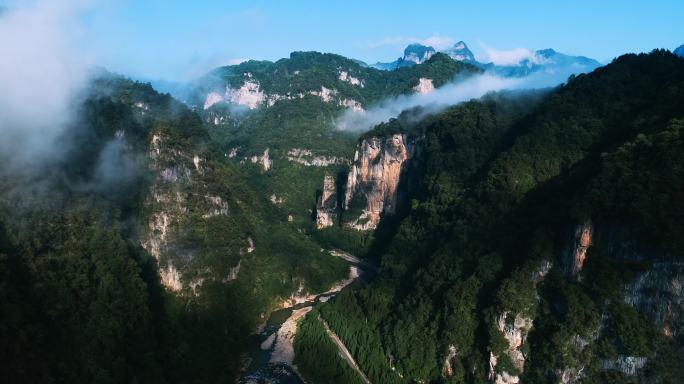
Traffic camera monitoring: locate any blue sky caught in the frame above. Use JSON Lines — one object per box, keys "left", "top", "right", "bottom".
{"left": 5, "top": 0, "right": 684, "bottom": 80}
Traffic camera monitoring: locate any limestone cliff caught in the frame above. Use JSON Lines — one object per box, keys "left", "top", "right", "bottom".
{"left": 315, "top": 174, "right": 337, "bottom": 229}
{"left": 489, "top": 260, "right": 551, "bottom": 384}
{"left": 143, "top": 132, "right": 238, "bottom": 292}
{"left": 625, "top": 260, "right": 684, "bottom": 340}
{"left": 343, "top": 134, "right": 413, "bottom": 230}
{"left": 565, "top": 220, "right": 593, "bottom": 279}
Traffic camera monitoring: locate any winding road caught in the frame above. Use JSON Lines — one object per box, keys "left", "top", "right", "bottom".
{"left": 318, "top": 315, "right": 372, "bottom": 384}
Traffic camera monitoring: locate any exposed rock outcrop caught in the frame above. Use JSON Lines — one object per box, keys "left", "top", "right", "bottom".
{"left": 343, "top": 134, "right": 412, "bottom": 230}
{"left": 442, "top": 344, "right": 458, "bottom": 378}
{"left": 413, "top": 78, "right": 434, "bottom": 94}
{"left": 143, "top": 133, "right": 195, "bottom": 290}
{"left": 489, "top": 261, "right": 551, "bottom": 383}
{"left": 625, "top": 260, "right": 684, "bottom": 339}
{"left": 315, "top": 174, "right": 337, "bottom": 229}
{"left": 244, "top": 148, "right": 272, "bottom": 171}
{"left": 338, "top": 71, "right": 364, "bottom": 87}
{"left": 565, "top": 220, "right": 593, "bottom": 279}
{"left": 287, "top": 148, "right": 350, "bottom": 167}
{"left": 556, "top": 366, "right": 586, "bottom": 384}
{"left": 160, "top": 262, "right": 182, "bottom": 292}
{"left": 601, "top": 356, "right": 647, "bottom": 376}
{"left": 143, "top": 132, "right": 234, "bottom": 292}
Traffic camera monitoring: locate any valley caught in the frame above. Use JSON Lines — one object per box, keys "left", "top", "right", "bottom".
{"left": 1, "top": 2, "right": 684, "bottom": 382}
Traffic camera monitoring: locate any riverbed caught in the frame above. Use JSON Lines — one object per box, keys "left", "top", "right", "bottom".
{"left": 238, "top": 253, "right": 374, "bottom": 383}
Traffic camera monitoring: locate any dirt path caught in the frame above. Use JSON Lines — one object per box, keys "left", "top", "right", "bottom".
{"left": 318, "top": 316, "right": 372, "bottom": 384}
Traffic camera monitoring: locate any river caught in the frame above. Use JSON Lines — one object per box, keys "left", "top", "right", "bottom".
{"left": 238, "top": 252, "right": 375, "bottom": 384}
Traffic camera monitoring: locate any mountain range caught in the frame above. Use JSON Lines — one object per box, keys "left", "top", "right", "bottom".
{"left": 371, "top": 41, "right": 602, "bottom": 78}
{"left": 2, "top": 34, "right": 684, "bottom": 384}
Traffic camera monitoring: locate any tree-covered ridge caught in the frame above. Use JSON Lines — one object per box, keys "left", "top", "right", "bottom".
{"left": 196, "top": 51, "right": 479, "bottom": 108}
{"left": 295, "top": 50, "right": 684, "bottom": 383}
{"left": 191, "top": 51, "right": 480, "bottom": 249}
{"left": 0, "top": 73, "right": 350, "bottom": 383}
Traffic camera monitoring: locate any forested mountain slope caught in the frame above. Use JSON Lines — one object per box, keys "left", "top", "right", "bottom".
{"left": 295, "top": 50, "right": 684, "bottom": 384}
{"left": 187, "top": 52, "right": 481, "bottom": 253}
{"left": 0, "top": 73, "right": 349, "bottom": 383}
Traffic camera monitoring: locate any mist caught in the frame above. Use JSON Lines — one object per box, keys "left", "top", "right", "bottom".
{"left": 0, "top": 0, "right": 93, "bottom": 169}
{"left": 335, "top": 69, "right": 575, "bottom": 133}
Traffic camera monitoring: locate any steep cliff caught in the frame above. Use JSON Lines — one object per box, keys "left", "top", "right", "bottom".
{"left": 565, "top": 221, "right": 594, "bottom": 279}
{"left": 343, "top": 134, "right": 413, "bottom": 230}
{"left": 625, "top": 260, "right": 684, "bottom": 341}
{"left": 488, "top": 261, "right": 551, "bottom": 384}
{"left": 315, "top": 174, "right": 337, "bottom": 229}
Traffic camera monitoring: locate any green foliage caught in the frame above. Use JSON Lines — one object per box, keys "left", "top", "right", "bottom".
{"left": 307, "top": 51, "right": 684, "bottom": 383}
{"left": 294, "top": 309, "right": 366, "bottom": 384}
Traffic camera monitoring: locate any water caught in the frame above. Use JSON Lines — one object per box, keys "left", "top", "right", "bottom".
{"left": 237, "top": 254, "right": 377, "bottom": 384}
{"left": 239, "top": 305, "right": 306, "bottom": 384}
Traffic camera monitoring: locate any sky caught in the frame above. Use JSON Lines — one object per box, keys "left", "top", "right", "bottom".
{"left": 1, "top": 0, "right": 683, "bottom": 81}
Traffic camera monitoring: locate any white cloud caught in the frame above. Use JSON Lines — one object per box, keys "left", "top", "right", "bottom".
{"left": 335, "top": 68, "right": 574, "bottom": 133}
{"left": 477, "top": 42, "right": 536, "bottom": 65}
{"left": 367, "top": 35, "right": 455, "bottom": 50}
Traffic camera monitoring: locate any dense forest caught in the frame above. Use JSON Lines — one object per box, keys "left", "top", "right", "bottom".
{"left": 294, "top": 50, "right": 684, "bottom": 383}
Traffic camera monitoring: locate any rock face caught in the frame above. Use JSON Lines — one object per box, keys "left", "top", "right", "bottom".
{"left": 565, "top": 220, "right": 593, "bottom": 278}
{"left": 443, "top": 41, "right": 476, "bottom": 63}
{"left": 492, "top": 312, "right": 534, "bottom": 375}
{"left": 245, "top": 148, "right": 272, "bottom": 171}
{"left": 403, "top": 43, "right": 436, "bottom": 64}
{"left": 489, "top": 261, "right": 551, "bottom": 383}
{"left": 343, "top": 134, "right": 412, "bottom": 230}
{"left": 143, "top": 132, "right": 234, "bottom": 292}
{"left": 625, "top": 260, "right": 684, "bottom": 339}
{"left": 413, "top": 78, "right": 434, "bottom": 94}
{"left": 143, "top": 132, "right": 195, "bottom": 290}
{"left": 315, "top": 174, "right": 337, "bottom": 229}
{"left": 488, "top": 313, "right": 532, "bottom": 384}
{"left": 286, "top": 148, "right": 350, "bottom": 167}
{"left": 601, "top": 356, "right": 647, "bottom": 376}
{"left": 442, "top": 344, "right": 458, "bottom": 378}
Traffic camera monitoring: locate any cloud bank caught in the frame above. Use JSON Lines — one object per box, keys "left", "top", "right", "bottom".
{"left": 474, "top": 42, "right": 541, "bottom": 65}
{"left": 0, "top": 0, "right": 93, "bottom": 168}
{"left": 336, "top": 68, "right": 573, "bottom": 133}
{"left": 336, "top": 74, "right": 522, "bottom": 132}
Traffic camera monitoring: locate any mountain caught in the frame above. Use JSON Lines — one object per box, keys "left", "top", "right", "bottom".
{"left": 293, "top": 50, "right": 684, "bottom": 383}
{"left": 489, "top": 47, "right": 602, "bottom": 77}
{"left": 372, "top": 43, "right": 437, "bottom": 70}
{"left": 675, "top": 44, "right": 684, "bottom": 57}
{"left": 443, "top": 40, "right": 477, "bottom": 62}
{"left": 3, "top": 38, "right": 684, "bottom": 384}
{"left": 182, "top": 52, "right": 479, "bottom": 248}
{"left": 0, "top": 72, "right": 352, "bottom": 382}
{"left": 372, "top": 41, "right": 602, "bottom": 79}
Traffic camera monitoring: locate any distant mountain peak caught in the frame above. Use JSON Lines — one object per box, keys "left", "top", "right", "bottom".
{"left": 535, "top": 48, "right": 558, "bottom": 58}
{"left": 402, "top": 43, "right": 436, "bottom": 64}
{"left": 443, "top": 40, "right": 476, "bottom": 62}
